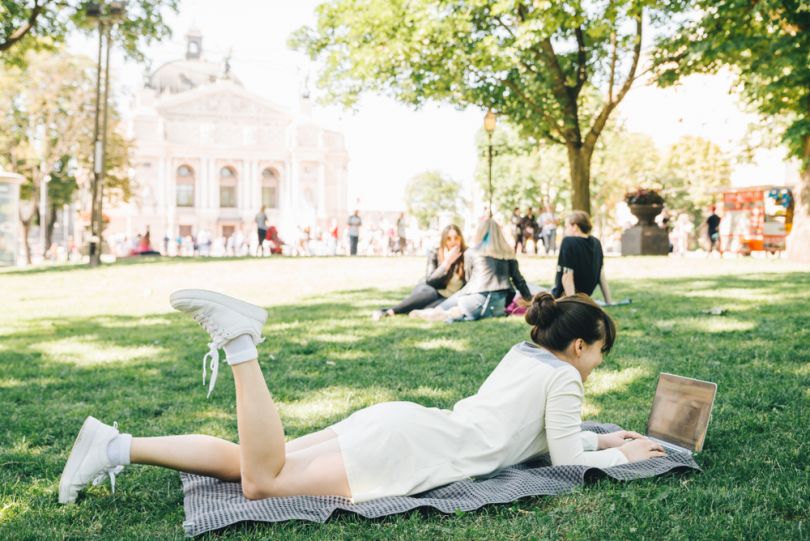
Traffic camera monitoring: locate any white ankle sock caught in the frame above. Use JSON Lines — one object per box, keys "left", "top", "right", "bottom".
{"left": 106, "top": 433, "right": 132, "bottom": 466}
{"left": 223, "top": 334, "right": 258, "bottom": 365}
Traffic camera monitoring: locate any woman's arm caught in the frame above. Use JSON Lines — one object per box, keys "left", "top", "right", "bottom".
{"left": 598, "top": 268, "right": 613, "bottom": 304}
{"left": 508, "top": 260, "right": 533, "bottom": 300}
{"left": 544, "top": 371, "right": 628, "bottom": 468}
{"left": 561, "top": 269, "right": 576, "bottom": 297}
{"left": 425, "top": 249, "right": 450, "bottom": 288}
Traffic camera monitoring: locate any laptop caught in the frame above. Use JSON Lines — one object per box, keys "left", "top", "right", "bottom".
{"left": 645, "top": 373, "right": 718, "bottom": 455}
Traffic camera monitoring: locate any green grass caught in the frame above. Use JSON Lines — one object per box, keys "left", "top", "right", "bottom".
{"left": 1, "top": 256, "right": 808, "bottom": 540}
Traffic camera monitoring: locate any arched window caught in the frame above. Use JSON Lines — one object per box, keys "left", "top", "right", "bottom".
{"left": 261, "top": 167, "right": 280, "bottom": 209}
{"left": 176, "top": 165, "right": 195, "bottom": 207}
{"left": 219, "top": 166, "right": 237, "bottom": 208}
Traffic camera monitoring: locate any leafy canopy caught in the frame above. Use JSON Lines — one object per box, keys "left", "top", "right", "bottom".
{"left": 653, "top": 0, "right": 810, "bottom": 166}
{"left": 0, "top": 0, "right": 179, "bottom": 66}
{"left": 293, "top": 0, "right": 675, "bottom": 212}
{"left": 404, "top": 170, "right": 465, "bottom": 229}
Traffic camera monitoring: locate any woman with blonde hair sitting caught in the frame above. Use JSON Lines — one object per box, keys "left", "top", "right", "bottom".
{"left": 412, "top": 218, "right": 532, "bottom": 322}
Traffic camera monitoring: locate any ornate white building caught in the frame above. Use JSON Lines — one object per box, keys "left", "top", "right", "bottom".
{"left": 109, "top": 29, "right": 349, "bottom": 249}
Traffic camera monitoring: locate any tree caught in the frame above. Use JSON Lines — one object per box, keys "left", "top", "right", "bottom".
{"left": 293, "top": 0, "right": 679, "bottom": 213}
{"left": 404, "top": 170, "right": 465, "bottom": 229}
{"left": 661, "top": 136, "right": 731, "bottom": 226}
{"left": 652, "top": 0, "right": 810, "bottom": 261}
{"left": 1, "top": 0, "right": 178, "bottom": 66}
{"left": 473, "top": 122, "right": 569, "bottom": 221}
{"left": 0, "top": 49, "right": 131, "bottom": 263}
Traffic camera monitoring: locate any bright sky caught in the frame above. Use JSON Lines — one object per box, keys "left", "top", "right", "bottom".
{"left": 68, "top": 0, "right": 795, "bottom": 211}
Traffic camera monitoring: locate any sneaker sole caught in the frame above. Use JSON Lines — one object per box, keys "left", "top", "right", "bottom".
{"left": 59, "top": 416, "right": 98, "bottom": 504}
{"left": 170, "top": 289, "right": 268, "bottom": 325}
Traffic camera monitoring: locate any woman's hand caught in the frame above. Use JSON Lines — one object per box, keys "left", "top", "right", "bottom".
{"left": 597, "top": 430, "right": 644, "bottom": 449}
{"left": 618, "top": 437, "right": 667, "bottom": 462}
{"left": 443, "top": 245, "right": 462, "bottom": 266}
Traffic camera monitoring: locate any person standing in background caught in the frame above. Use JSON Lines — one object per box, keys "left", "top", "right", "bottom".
{"left": 396, "top": 212, "right": 408, "bottom": 255}
{"left": 511, "top": 207, "right": 525, "bottom": 254}
{"left": 255, "top": 206, "right": 268, "bottom": 256}
{"left": 521, "top": 208, "right": 540, "bottom": 254}
{"left": 347, "top": 210, "right": 362, "bottom": 256}
{"left": 706, "top": 205, "right": 722, "bottom": 256}
{"left": 540, "top": 204, "right": 558, "bottom": 255}
{"left": 329, "top": 219, "right": 339, "bottom": 256}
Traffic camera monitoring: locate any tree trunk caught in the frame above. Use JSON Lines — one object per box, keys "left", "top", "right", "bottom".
{"left": 567, "top": 144, "right": 593, "bottom": 214}
{"left": 45, "top": 203, "right": 58, "bottom": 258}
{"left": 786, "top": 136, "right": 809, "bottom": 261}
{"left": 18, "top": 196, "right": 37, "bottom": 266}
{"left": 20, "top": 220, "right": 32, "bottom": 265}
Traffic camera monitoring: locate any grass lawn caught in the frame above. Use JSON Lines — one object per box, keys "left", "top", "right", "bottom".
{"left": 1, "top": 255, "right": 808, "bottom": 540}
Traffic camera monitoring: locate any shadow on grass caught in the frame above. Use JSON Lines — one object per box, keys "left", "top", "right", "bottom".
{"left": 1, "top": 271, "right": 809, "bottom": 539}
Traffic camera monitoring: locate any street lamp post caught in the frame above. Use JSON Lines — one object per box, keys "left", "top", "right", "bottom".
{"left": 87, "top": 1, "right": 124, "bottom": 266}
{"left": 483, "top": 110, "right": 497, "bottom": 217}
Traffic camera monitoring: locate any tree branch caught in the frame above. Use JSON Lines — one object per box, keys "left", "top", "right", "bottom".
{"left": 574, "top": 26, "right": 587, "bottom": 96}
{"left": 0, "top": 0, "right": 47, "bottom": 52}
{"left": 607, "top": 31, "right": 617, "bottom": 102}
{"left": 584, "top": 13, "right": 643, "bottom": 151}
{"left": 537, "top": 38, "right": 581, "bottom": 144}
{"left": 503, "top": 79, "right": 565, "bottom": 144}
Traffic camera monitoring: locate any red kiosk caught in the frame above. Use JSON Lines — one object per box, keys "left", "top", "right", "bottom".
{"left": 721, "top": 186, "right": 794, "bottom": 255}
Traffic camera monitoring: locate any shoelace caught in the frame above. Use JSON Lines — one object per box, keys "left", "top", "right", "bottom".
{"left": 202, "top": 342, "right": 220, "bottom": 398}
{"left": 192, "top": 312, "right": 229, "bottom": 398}
{"left": 190, "top": 311, "right": 264, "bottom": 398}
{"left": 91, "top": 422, "right": 125, "bottom": 493}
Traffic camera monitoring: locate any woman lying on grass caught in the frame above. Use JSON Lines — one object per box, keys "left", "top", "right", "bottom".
{"left": 59, "top": 289, "right": 666, "bottom": 505}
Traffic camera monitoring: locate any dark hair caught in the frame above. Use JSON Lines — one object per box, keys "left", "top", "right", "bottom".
{"left": 525, "top": 292, "right": 616, "bottom": 353}
{"left": 566, "top": 211, "right": 593, "bottom": 234}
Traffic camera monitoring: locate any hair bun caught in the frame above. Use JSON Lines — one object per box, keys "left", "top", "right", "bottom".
{"left": 525, "top": 292, "right": 560, "bottom": 328}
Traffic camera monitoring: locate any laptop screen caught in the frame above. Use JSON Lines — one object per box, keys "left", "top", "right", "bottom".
{"left": 646, "top": 373, "right": 717, "bottom": 452}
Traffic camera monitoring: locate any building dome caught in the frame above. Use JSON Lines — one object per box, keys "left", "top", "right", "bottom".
{"left": 146, "top": 28, "right": 240, "bottom": 96}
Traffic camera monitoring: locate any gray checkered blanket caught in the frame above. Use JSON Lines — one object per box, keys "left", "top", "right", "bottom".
{"left": 181, "top": 422, "right": 700, "bottom": 537}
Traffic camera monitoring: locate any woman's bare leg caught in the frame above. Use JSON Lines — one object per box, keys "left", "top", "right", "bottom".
{"left": 230, "top": 359, "right": 289, "bottom": 489}
{"left": 230, "top": 360, "right": 350, "bottom": 499}
{"left": 130, "top": 435, "right": 241, "bottom": 481}
{"left": 285, "top": 429, "right": 337, "bottom": 454}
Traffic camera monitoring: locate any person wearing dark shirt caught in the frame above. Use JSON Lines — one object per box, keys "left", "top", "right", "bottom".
{"left": 412, "top": 219, "right": 532, "bottom": 322}
{"left": 511, "top": 207, "right": 525, "bottom": 253}
{"left": 550, "top": 211, "right": 613, "bottom": 304}
{"left": 521, "top": 209, "right": 541, "bottom": 254}
{"left": 372, "top": 224, "right": 467, "bottom": 319}
{"left": 706, "top": 206, "right": 722, "bottom": 255}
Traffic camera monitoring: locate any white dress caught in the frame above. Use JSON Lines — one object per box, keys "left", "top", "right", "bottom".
{"left": 331, "top": 342, "right": 628, "bottom": 503}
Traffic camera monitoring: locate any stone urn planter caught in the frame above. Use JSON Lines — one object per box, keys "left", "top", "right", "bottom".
{"left": 629, "top": 204, "right": 664, "bottom": 226}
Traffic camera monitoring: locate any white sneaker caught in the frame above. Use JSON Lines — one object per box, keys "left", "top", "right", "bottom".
{"left": 170, "top": 289, "right": 267, "bottom": 397}
{"left": 59, "top": 416, "right": 123, "bottom": 504}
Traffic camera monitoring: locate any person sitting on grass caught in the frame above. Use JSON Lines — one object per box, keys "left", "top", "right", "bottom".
{"left": 411, "top": 218, "right": 533, "bottom": 322}
{"left": 372, "top": 224, "right": 467, "bottom": 320}
{"left": 59, "top": 289, "right": 666, "bottom": 506}
{"left": 551, "top": 211, "right": 613, "bottom": 304}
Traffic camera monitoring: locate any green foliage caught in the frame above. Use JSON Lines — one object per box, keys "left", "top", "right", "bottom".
{"left": 661, "top": 136, "right": 731, "bottom": 224}
{"left": 404, "top": 170, "right": 465, "bottom": 229}
{"left": 473, "top": 123, "right": 569, "bottom": 221}
{"left": 293, "top": 0, "right": 678, "bottom": 212}
{"left": 652, "top": 0, "right": 810, "bottom": 166}
{"left": 0, "top": 257, "right": 808, "bottom": 539}
{"left": 0, "top": 0, "right": 179, "bottom": 67}
{"left": 0, "top": 48, "right": 132, "bottom": 258}
{"left": 476, "top": 117, "right": 731, "bottom": 235}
